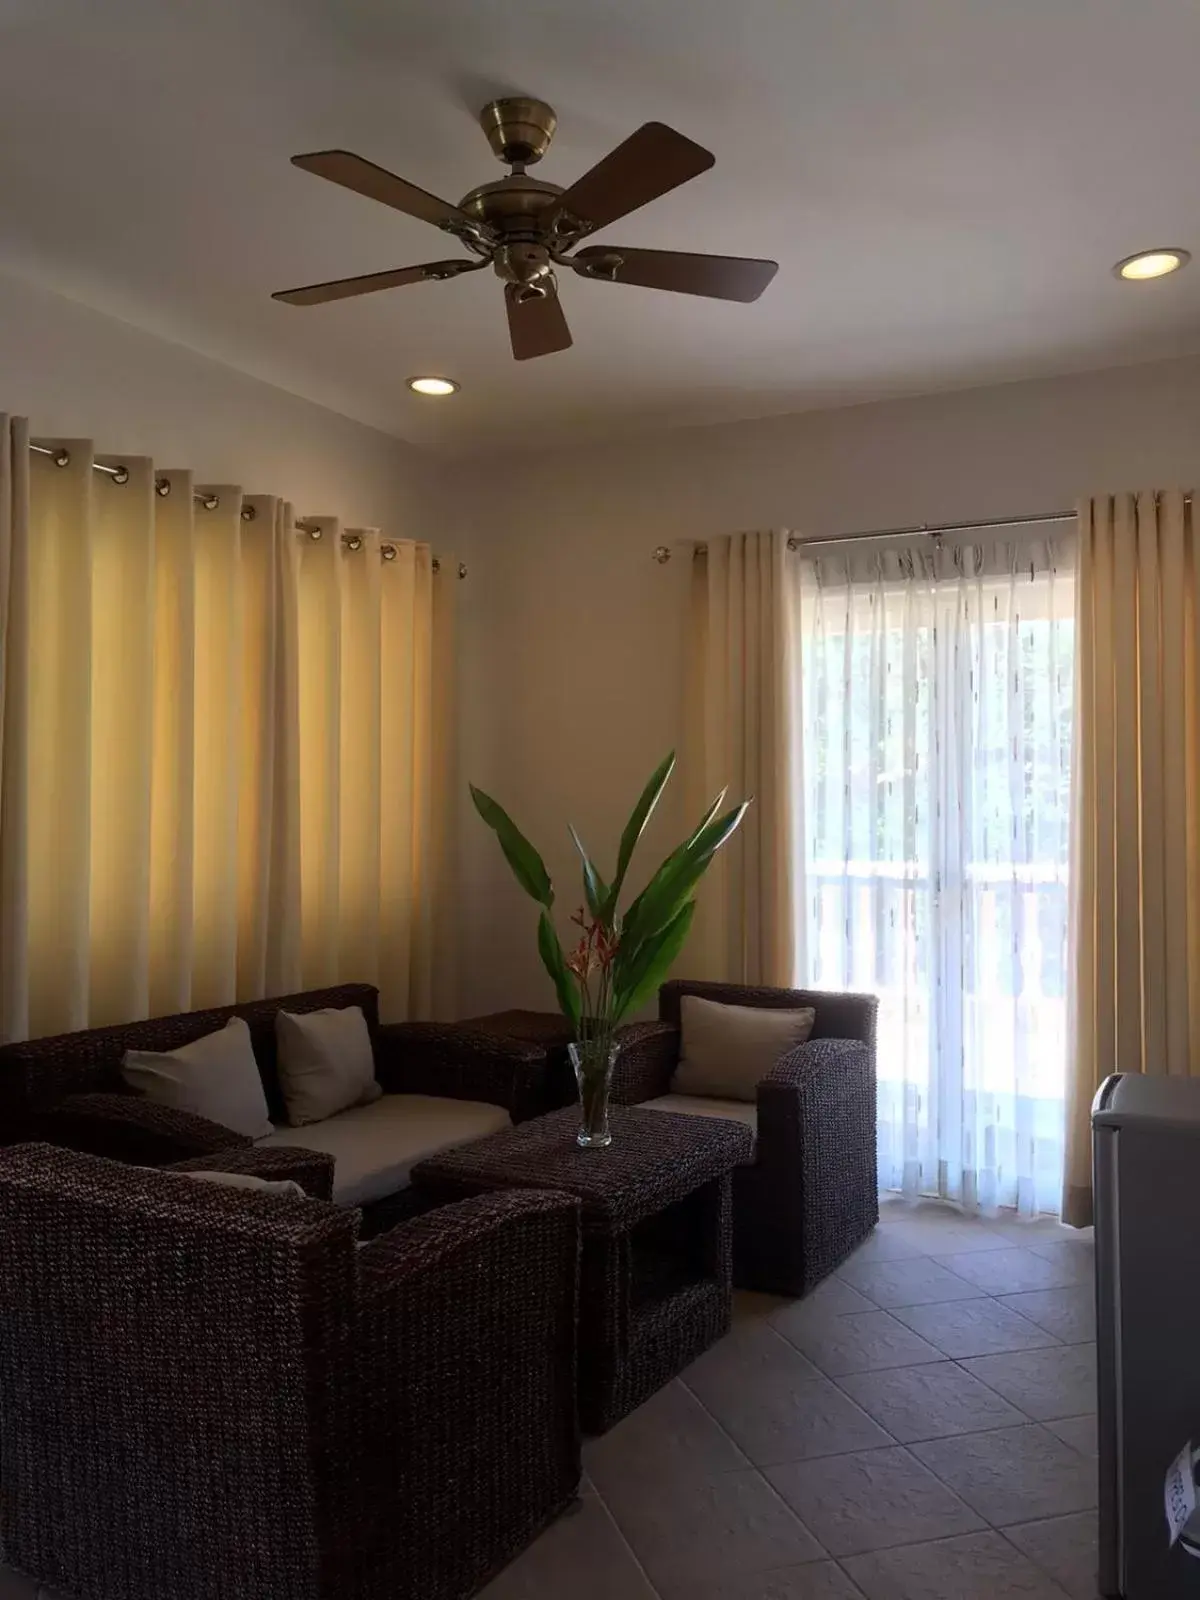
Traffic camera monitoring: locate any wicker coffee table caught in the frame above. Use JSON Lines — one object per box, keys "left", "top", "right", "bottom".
{"left": 412, "top": 1105, "right": 754, "bottom": 1433}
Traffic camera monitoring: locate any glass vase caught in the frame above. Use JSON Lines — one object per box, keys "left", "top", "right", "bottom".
{"left": 568, "top": 1039, "right": 618, "bottom": 1149}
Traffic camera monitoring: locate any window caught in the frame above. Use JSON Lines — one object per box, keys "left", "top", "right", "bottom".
{"left": 792, "top": 535, "right": 1075, "bottom": 1215}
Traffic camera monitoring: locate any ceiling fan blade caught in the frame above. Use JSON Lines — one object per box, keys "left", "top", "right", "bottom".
{"left": 272, "top": 258, "right": 482, "bottom": 306}
{"left": 505, "top": 284, "right": 572, "bottom": 361}
{"left": 572, "top": 246, "right": 778, "bottom": 303}
{"left": 546, "top": 123, "right": 714, "bottom": 240}
{"left": 291, "top": 150, "right": 473, "bottom": 231}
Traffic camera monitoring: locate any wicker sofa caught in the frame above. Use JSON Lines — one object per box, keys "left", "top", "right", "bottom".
{"left": 611, "top": 979, "right": 880, "bottom": 1296}
{"left": 0, "top": 984, "right": 548, "bottom": 1231}
{"left": 0, "top": 1140, "right": 581, "bottom": 1600}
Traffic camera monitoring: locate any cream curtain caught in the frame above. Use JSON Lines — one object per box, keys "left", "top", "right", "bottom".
{"left": 0, "top": 418, "right": 454, "bottom": 1041}
{"left": 1065, "top": 490, "right": 1200, "bottom": 1225}
{"left": 683, "top": 530, "right": 796, "bottom": 985}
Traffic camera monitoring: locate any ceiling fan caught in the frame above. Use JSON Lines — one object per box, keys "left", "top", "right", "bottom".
{"left": 272, "top": 97, "right": 778, "bottom": 360}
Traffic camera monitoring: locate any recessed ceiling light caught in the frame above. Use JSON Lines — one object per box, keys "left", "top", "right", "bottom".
{"left": 407, "top": 375, "right": 460, "bottom": 396}
{"left": 1113, "top": 248, "right": 1191, "bottom": 281}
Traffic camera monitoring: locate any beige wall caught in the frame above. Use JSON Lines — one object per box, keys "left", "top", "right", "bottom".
{"left": 0, "top": 268, "right": 437, "bottom": 530}
{"left": 9, "top": 262, "right": 1200, "bottom": 1022}
{"left": 453, "top": 352, "right": 1200, "bottom": 1016}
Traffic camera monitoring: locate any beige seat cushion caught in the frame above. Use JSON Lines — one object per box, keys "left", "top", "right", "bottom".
{"left": 182, "top": 1169, "right": 306, "bottom": 1200}
{"left": 122, "top": 1017, "right": 273, "bottom": 1139}
{"left": 642, "top": 1093, "right": 758, "bottom": 1138}
{"left": 275, "top": 1005, "right": 381, "bottom": 1127}
{"left": 256, "top": 1093, "right": 511, "bottom": 1208}
{"left": 671, "top": 994, "right": 815, "bottom": 1102}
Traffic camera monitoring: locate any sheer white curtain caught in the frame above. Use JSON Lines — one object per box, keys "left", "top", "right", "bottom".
{"left": 0, "top": 418, "right": 455, "bottom": 1042}
{"left": 790, "top": 532, "right": 1076, "bottom": 1215}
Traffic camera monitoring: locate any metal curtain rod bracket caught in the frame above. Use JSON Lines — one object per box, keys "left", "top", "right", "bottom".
{"left": 154, "top": 476, "right": 220, "bottom": 510}
{"left": 654, "top": 509, "right": 1078, "bottom": 562}
{"left": 30, "top": 441, "right": 127, "bottom": 483}
{"left": 30, "top": 446, "right": 223, "bottom": 509}
{"left": 28, "top": 445, "right": 467, "bottom": 573}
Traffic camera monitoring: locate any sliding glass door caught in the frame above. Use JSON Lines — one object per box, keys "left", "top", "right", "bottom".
{"left": 793, "top": 535, "right": 1075, "bottom": 1215}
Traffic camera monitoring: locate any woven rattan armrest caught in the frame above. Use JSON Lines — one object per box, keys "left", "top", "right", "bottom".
{"left": 27, "top": 1091, "right": 251, "bottom": 1165}
{"left": 373, "top": 1022, "right": 547, "bottom": 1120}
{"left": 609, "top": 1021, "right": 678, "bottom": 1105}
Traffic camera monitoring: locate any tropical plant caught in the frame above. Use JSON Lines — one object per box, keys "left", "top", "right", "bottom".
{"left": 469, "top": 752, "right": 749, "bottom": 1127}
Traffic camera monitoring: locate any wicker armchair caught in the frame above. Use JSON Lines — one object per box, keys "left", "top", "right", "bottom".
{"left": 0, "top": 1142, "right": 581, "bottom": 1600}
{"left": 610, "top": 979, "right": 879, "bottom": 1297}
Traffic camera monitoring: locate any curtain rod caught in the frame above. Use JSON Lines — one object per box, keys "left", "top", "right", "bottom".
{"left": 651, "top": 509, "right": 1077, "bottom": 563}
{"left": 29, "top": 442, "right": 467, "bottom": 576}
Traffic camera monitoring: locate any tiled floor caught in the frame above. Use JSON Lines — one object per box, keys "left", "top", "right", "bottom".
{"left": 0, "top": 1199, "right": 1099, "bottom": 1600}
{"left": 485, "top": 1197, "right": 1099, "bottom": 1600}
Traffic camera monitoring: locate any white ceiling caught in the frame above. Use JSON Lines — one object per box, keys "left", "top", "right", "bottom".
{"left": 3, "top": 0, "right": 1200, "bottom": 452}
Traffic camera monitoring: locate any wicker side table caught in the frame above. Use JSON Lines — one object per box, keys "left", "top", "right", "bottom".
{"left": 412, "top": 1105, "right": 754, "bottom": 1433}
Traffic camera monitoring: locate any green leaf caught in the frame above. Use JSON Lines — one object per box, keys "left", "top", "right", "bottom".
{"left": 470, "top": 784, "right": 554, "bottom": 908}
{"left": 622, "top": 798, "right": 749, "bottom": 950}
{"left": 537, "top": 910, "right": 581, "bottom": 1029}
{"left": 613, "top": 900, "right": 697, "bottom": 1021}
{"left": 568, "top": 824, "right": 610, "bottom": 923}
{"left": 686, "top": 786, "right": 728, "bottom": 847}
{"left": 619, "top": 786, "right": 727, "bottom": 925}
{"left": 604, "top": 751, "right": 677, "bottom": 916}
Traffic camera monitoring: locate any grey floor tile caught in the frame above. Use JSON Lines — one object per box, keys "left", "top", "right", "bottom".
{"left": 935, "top": 1249, "right": 1091, "bottom": 1296}
{"left": 997, "top": 1286, "right": 1096, "bottom": 1345}
{"left": 765, "top": 1446, "right": 984, "bottom": 1557}
{"left": 989, "top": 1219, "right": 1090, "bottom": 1248}
{"left": 908, "top": 1223, "right": 1019, "bottom": 1255}
{"left": 875, "top": 1210, "right": 1017, "bottom": 1255}
{"left": 602, "top": 1470, "right": 824, "bottom": 1587}
{"left": 774, "top": 1276, "right": 878, "bottom": 1322}
{"left": 836, "top": 1361, "right": 1025, "bottom": 1443}
{"left": 961, "top": 1345, "right": 1096, "bottom": 1422}
{"left": 686, "top": 1319, "right": 822, "bottom": 1392}
{"left": 912, "top": 1425, "right": 1098, "bottom": 1526}
{"left": 479, "top": 1494, "right": 657, "bottom": 1599}
{"left": 690, "top": 1368, "right": 893, "bottom": 1467}
{"left": 893, "top": 1297, "right": 1061, "bottom": 1358}
{"left": 1024, "top": 1236, "right": 1094, "bottom": 1266}
{"left": 843, "top": 1529, "right": 1075, "bottom": 1598}
{"left": 1005, "top": 1513, "right": 1099, "bottom": 1599}
{"left": 840, "top": 1228, "right": 929, "bottom": 1264}
{"left": 1047, "top": 1415, "right": 1098, "bottom": 1459}
{"left": 585, "top": 1379, "right": 749, "bottom": 1492}
{"left": 836, "top": 1256, "right": 983, "bottom": 1309}
{"left": 655, "top": 1561, "right": 864, "bottom": 1599}
{"left": 780, "top": 1310, "right": 944, "bottom": 1377}
{"left": 737, "top": 1289, "right": 794, "bottom": 1323}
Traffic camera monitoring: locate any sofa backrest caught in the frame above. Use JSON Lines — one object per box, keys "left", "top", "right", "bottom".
{"left": 0, "top": 983, "right": 380, "bottom": 1125}
{"left": 0, "top": 1142, "right": 358, "bottom": 1597}
{"left": 659, "top": 979, "right": 878, "bottom": 1056}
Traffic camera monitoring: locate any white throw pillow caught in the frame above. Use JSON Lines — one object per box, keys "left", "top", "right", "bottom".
{"left": 182, "top": 1169, "right": 306, "bottom": 1200}
{"left": 671, "top": 995, "right": 817, "bottom": 1102}
{"left": 121, "top": 1017, "right": 273, "bottom": 1139}
{"left": 275, "top": 1005, "right": 381, "bottom": 1128}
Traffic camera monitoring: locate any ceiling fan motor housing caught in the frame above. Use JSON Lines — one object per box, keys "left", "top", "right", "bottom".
{"left": 457, "top": 170, "right": 565, "bottom": 294}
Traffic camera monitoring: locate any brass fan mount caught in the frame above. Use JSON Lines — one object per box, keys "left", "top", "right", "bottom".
{"left": 477, "top": 97, "right": 559, "bottom": 168}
